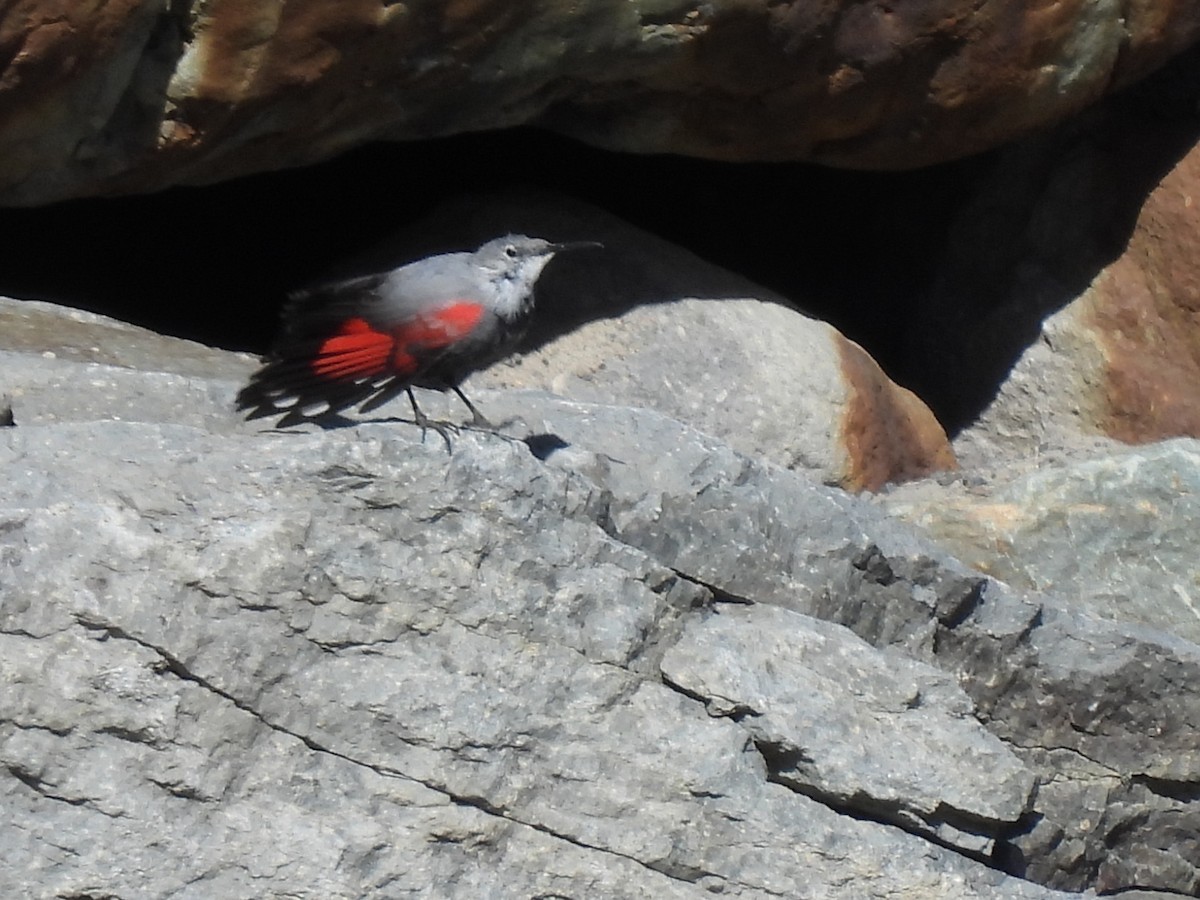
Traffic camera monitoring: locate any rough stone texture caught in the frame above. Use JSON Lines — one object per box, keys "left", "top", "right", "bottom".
{"left": 875, "top": 440, "right": 1200, "bottom": 894}
{"left": 3, "top": 0, "right": 1200, "bottom": 204}
{"left": 907, "top": 64, "right": 1200, "bottom": 467}
{"left": 3, "top": 304, "right": 1199, "bottom": 896}
{"left": 507, "top": 396, "right": 1200, "bottom": 895}
{"left": 879, "top": 438, "right": 1200, "bottom": 643}
{"left": 660, "top": 604, "right": 1035, "bottom": 854}
{"left": 0, "top": 386, "right": 1056, "bottom": 899}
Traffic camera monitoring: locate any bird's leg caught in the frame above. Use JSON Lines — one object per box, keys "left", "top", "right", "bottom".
{"left": 407, "top": 388, "right": 455, "bottom": 452}
{"left": 451, "top": 386, "right": 495, "bottom": 430}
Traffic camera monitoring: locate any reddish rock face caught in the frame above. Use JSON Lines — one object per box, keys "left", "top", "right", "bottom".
{"left": 1091, "top": 145, "right": 1200, "bottom": 444}
{"left": 569, "top": 0, "right": 1191, "bottom": 166}
{"left": 836, "top": 335, "right": 956, "bottom": 492}
{"left": 2, "top": 0, "right": 1199, "bottom": 204}
{"left": 0, "top": 1, "right": 161, "bottom": 186}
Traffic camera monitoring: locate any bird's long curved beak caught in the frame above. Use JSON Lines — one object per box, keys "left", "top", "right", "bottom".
{"left": 551, "top": 240, "right": 604, "bottom": 253}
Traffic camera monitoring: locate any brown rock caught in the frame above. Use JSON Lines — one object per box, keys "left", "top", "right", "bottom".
{"left": 2, "top": 0, "right": 1199, "bottom": 203}
{"left": 1091, "top": 147, "right": 1200, "bottom": 444}
{"left": 0, "top": 1, "right": 168, "bottom": 198}
{"left": 836, "top": 337, "right": 956, "bottom": 491}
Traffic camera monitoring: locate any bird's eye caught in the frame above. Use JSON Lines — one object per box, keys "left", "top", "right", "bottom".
{"left": 504, "top": 244, "right": 518, "bottom": 258}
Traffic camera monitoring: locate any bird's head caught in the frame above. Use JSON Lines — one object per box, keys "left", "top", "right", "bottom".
{"left": 475, "top": 234, "right": 603, "bottom": 284}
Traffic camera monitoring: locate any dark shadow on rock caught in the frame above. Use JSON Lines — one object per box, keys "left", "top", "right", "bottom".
{"left": 523, "top": 433, "right": 570, "bottom": 459}
{"left": 310, "top": 412, "right": 359, "bottom": 430}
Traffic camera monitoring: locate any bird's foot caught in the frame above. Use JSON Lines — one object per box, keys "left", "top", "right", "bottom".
{"left": 411, "top": 410, "right": 459, "bottom": 452}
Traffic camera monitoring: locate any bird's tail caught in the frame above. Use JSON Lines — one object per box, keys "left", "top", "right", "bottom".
{"left": 236, "top": 315, "right": 399, "bottom": 425}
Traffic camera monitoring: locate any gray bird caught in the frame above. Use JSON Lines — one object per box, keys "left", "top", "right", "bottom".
{"left": 237, "top": 234, "right": 599, "bottom": 433}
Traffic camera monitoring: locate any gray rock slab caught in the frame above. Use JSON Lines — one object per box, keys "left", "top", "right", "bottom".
{"left": 0, "top": 418, "right": 1073, "bottom": 899}
{"left": 3, "top": 273, "right": 955, "bottom": 491}
{"left": 0, "top": 296, "right": 253, "bottom": 379}
{"left": 661, "top": 604, "right": 1035, "bottom": 853}
{"left": 2, "top": 303, "right": 1196, "bottom": 894}
{"left": 476, "top": 295, "right": 954, "bottom": 486}
{"left": 0, "top": 350, "right": 247, "bottom": 432}
{"left": 479, "top": 395, "right": 1200, "bottom": 893}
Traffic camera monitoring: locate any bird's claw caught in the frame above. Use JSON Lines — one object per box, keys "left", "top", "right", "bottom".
{"left": 411, "top": 412, "right": 459, "bottom": 452}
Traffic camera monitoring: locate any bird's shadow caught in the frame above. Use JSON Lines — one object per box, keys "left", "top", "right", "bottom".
{"left": 521, "top": 433, "right": 570, "bottom": 460}
{"left": 294, "top": 412, "right": 570, "bottom": 459}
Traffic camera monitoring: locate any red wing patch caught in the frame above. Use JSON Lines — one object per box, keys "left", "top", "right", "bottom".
{"left": 310, "top": 317, "right": 395, "bottom": 381}
{"left": 308, "top": 304, "right": 484, "bottom": 384}
{"left": 392, "top": 302, "right": 485, "bottom": 361}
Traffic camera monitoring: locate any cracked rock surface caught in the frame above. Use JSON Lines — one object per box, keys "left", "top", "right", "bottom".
{"left": 2, "top": 305, "right": 1199, "bottom": 897}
